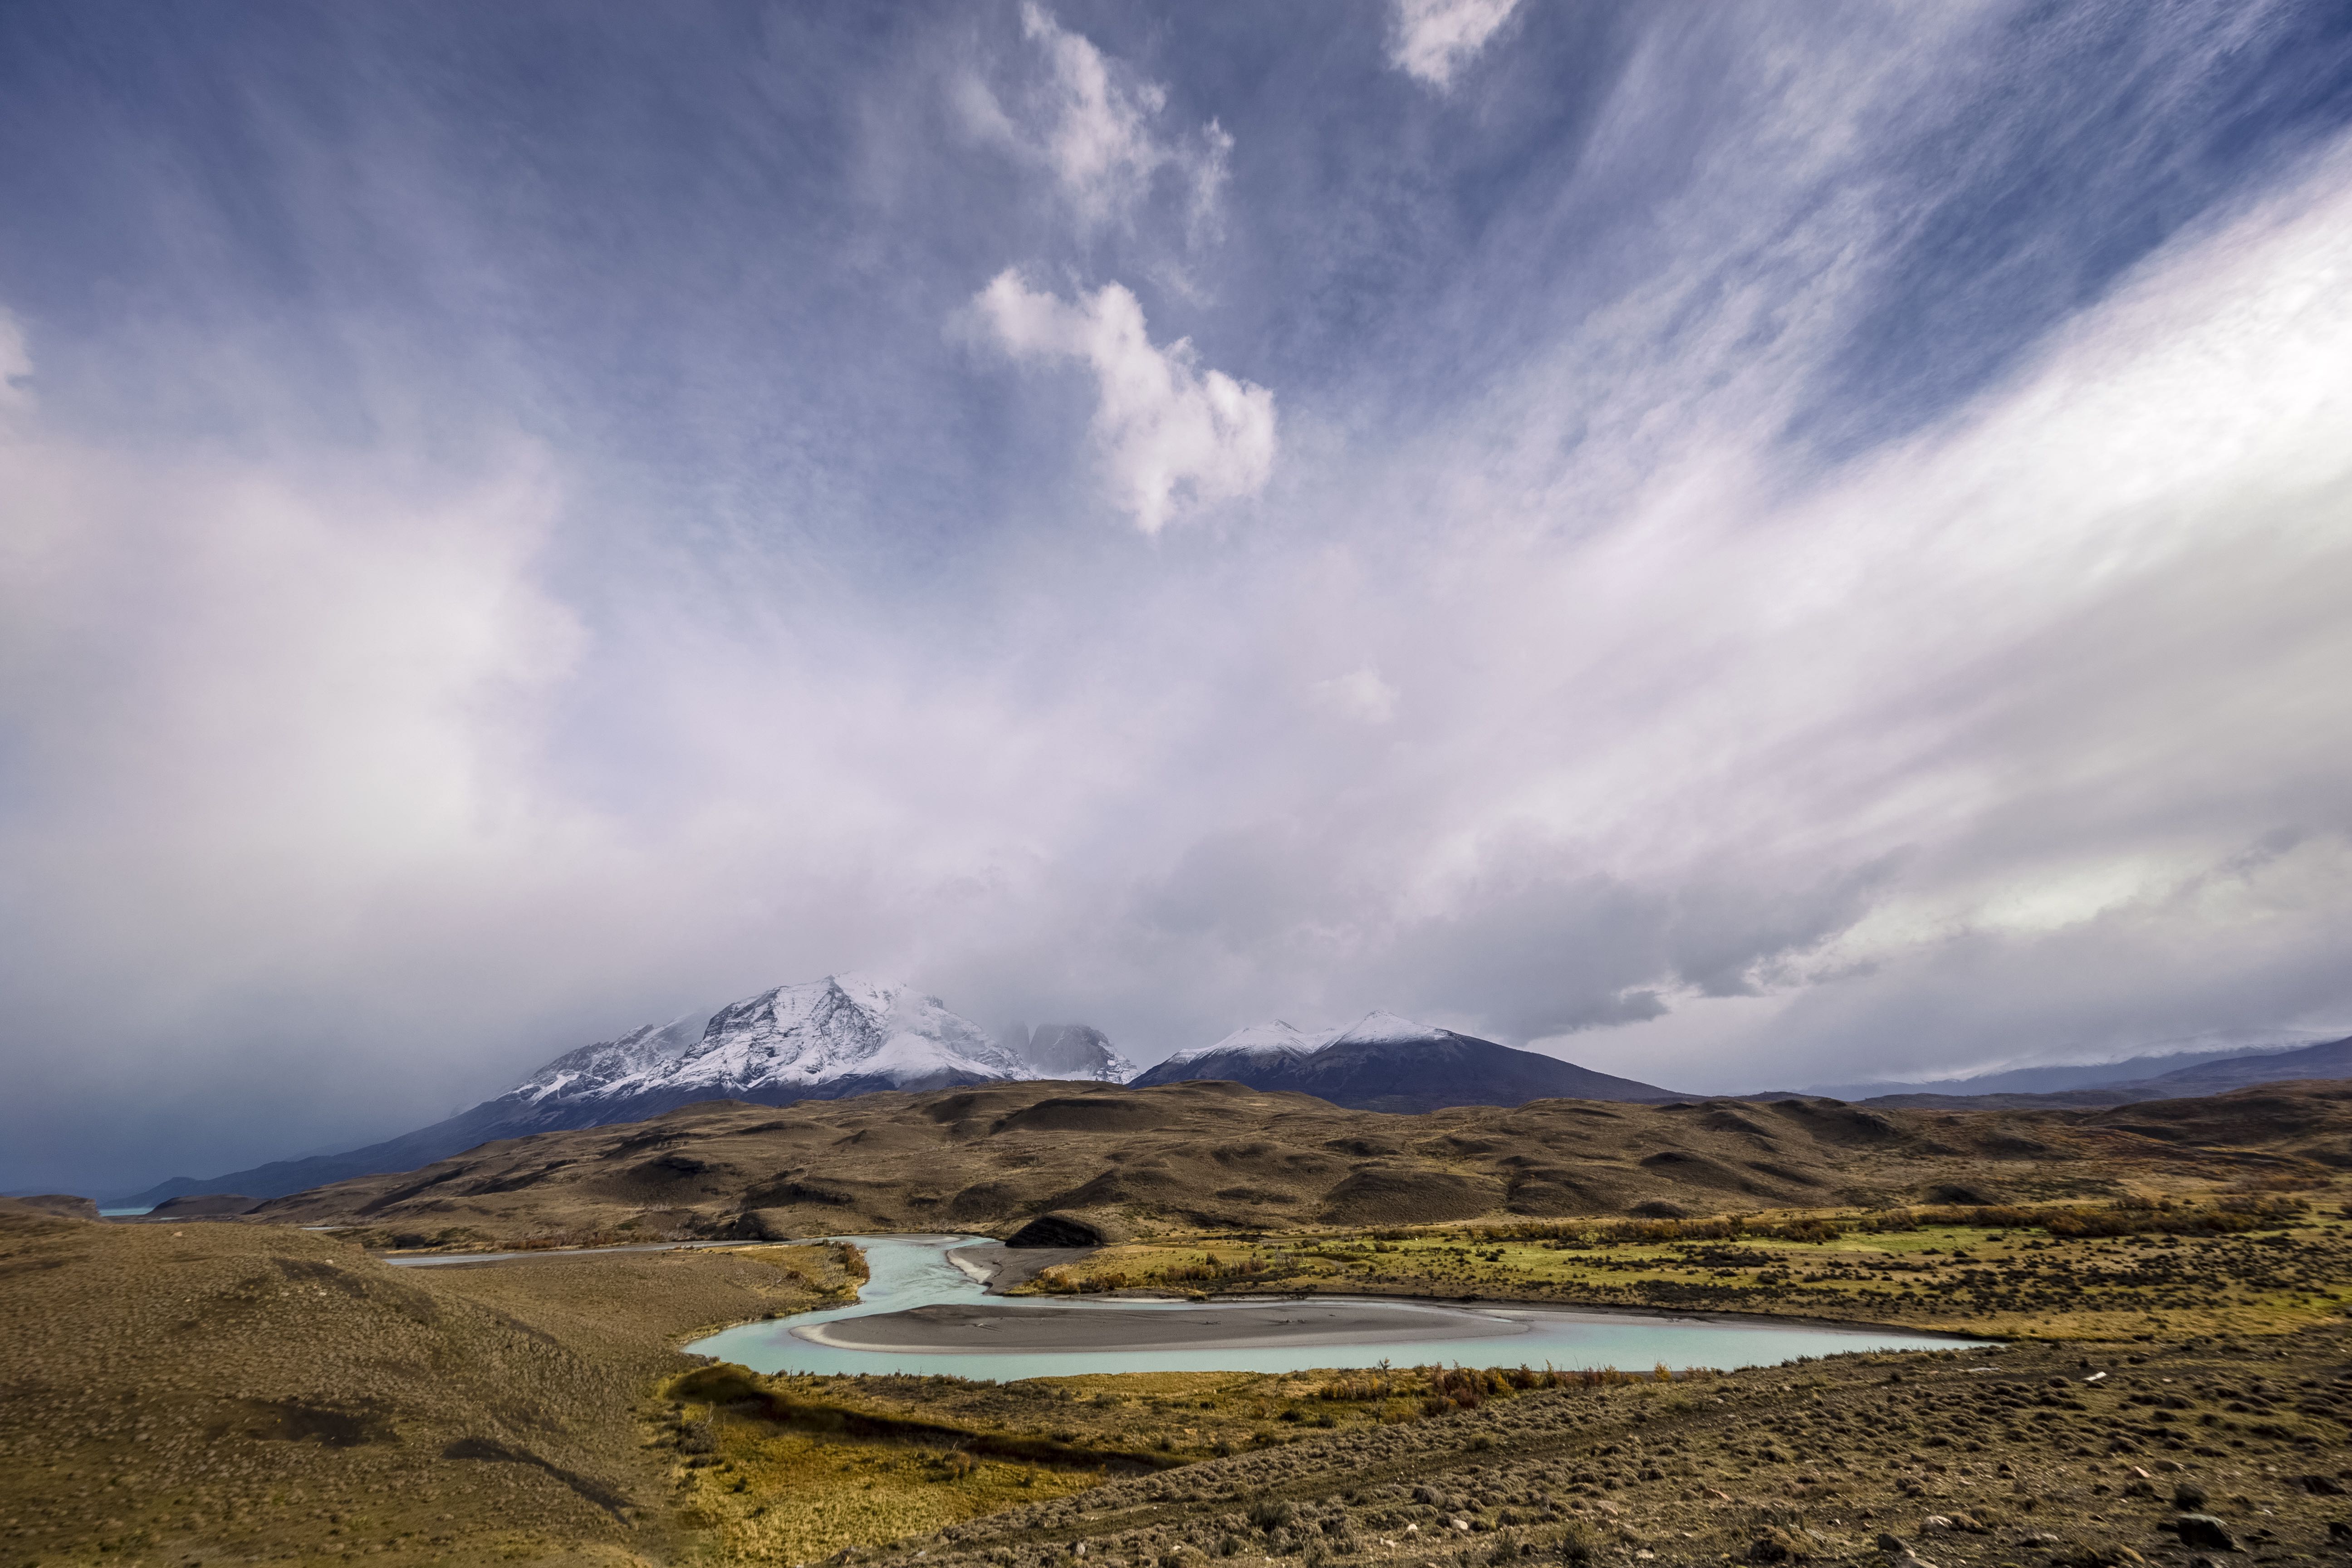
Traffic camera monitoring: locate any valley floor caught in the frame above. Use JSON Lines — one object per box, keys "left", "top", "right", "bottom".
{"left": 750, "top": 1326, "right": 2352, "bottom": 1568}
{"left": 1013, "top": 1194, "right": 2352, "bottom": 1345}
{"left": 5, "top": 1180, "right": 2350, "bottom": 1568}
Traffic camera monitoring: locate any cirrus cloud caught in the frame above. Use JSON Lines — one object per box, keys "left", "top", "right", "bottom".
{"left": 956, "top": 3, "right": 1231, "bottom": 237}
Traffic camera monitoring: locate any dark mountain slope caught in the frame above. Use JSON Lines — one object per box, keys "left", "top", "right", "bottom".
{"left": 1130, "top": 1011, "right": 1680, "bottom": 1110}
{"left": 1256, "top": 1030, "right": 1680, "bottom": 1112}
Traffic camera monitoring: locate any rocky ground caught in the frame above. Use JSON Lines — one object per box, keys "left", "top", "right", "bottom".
{"left": 776, "top": 1327, "right": 2352, "bottom": 1568}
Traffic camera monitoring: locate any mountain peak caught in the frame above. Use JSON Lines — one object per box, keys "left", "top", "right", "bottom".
{"left": 686, "top": 975, "right": 1022, "bottom": 1089}
{"left": 518, "top": 1014, "right": 706, "bottom": 1104}
{"left": 1130, "top": 1012, "right": 1680, "bottom": 1107}
{"left": 1325, "top": 1010, "right": 1446, "bottom": 1047}
{"left": 1014, "top": 1023, "right": 1138, "bottom": 1083}
{"left": 1166, "top": 1019, "right": 1321, "bottom": 1067}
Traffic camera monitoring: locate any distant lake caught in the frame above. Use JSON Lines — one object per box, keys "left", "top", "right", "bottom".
{"left": 688, "top": 1235, "right": 1992, "bottom": 1379}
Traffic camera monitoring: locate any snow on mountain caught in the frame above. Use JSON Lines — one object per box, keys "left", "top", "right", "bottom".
{"left": 524, "top": 975, "right": 1026, "bottom": 1111}
{"left": 123, "top": 994, "right": 1667, "bottom": 1208}
{"left": 1161, "top": 1019, "right": 1326, "bottom": 1068}
{"left": 517, "top": 1014, "right": 706, "bottom": 1105}
{"left": 121, "top": 976, "right": 1026, "bottom": 1207}
{"left": 1321, "top": 1010, "right": 1445, "bottom": 1048}
{"left": 1013, "top": 1023, "right": 1138, "bottom": 1083}
{"left": 1160, "top": 1012, "right": 1447, "bottom": 1068}
{"left": 530, "top": 1001, "right": 1455, "bottom": 1110}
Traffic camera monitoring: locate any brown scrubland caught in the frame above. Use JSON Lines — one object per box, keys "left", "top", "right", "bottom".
{"left": 250, "top": 1079, "right": 2352, "bottom": 1248}
{"left": 4, "top": 1078, "right": 2350, "bottom": 1568}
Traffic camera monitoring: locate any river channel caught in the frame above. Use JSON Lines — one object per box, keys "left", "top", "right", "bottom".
{"left": 686, "top": 1235, "right": 1991, "bottom": 1379}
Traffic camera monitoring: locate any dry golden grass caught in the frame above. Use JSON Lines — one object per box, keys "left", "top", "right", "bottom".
{"left": 653, "top": 1410, "right": 1103, "bottom": 1565}
{"left": 10, "top": 1188, "right": 2352, "bottom": 1567}
{"left": 1027, "top": 1187, "right": 2352, "bottom": 1343}
{"left": 15, "top": 1079, "right": 2352, "bottom": 1565}
{"left": 0, "top": 1211, "right": 852, "bottom": 1567}
{"left": 246, "top": 1080, "right": 2352, "bottom": 1250}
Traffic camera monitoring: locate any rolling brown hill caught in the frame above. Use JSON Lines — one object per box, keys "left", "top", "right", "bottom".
{"left": 0, "top": 1205, "right": 860, "bottom": 1564}
{"left": 248, "top": 1078, "right": 2352, "bottom": 1245}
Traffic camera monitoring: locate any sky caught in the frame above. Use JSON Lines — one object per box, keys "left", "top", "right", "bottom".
{"left": 4, "top": 0, "right": 2352, "bottom": 1194}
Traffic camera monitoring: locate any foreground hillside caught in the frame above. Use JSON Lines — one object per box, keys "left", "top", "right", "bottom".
{"left": 250, "top": 1078, "right": 2352, "bottom": 1248}
{"left": 7, "top": 1176, "right": 2350, "bottom": 1565}
{"left": 0, "top": 1207, "right": 859, "bottom": 1565}
{"left": 749, "top": 1326, "right": 2352, "bottom": 1568}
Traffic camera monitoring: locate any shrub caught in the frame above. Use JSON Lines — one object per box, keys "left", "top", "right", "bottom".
{"left": 1248, "top": 1498, "right": 1295, "bottom": 1533}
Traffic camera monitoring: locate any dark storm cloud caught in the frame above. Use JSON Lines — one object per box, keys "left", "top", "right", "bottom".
{"left": 3, "top": 0, "right": 2351, "bottom": 1193}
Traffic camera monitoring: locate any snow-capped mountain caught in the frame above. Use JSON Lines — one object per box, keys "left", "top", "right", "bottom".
{"left": 515, "top": 1014, "right": 706, "bottom": 1107}
{"left": 125, "top": 975, "right": 1028, "bottom": 1206}
{"left": 1157, "top": 1019, "right": 1325, "bottom": 1070}
{"left": 1321, "top": 1010, "right": 1440, "bottom": 1048}
{"left": 1007, "top": 1023, "right": 1137, "bottom": 1083}
{"left": 1130, "top": 1009, "right": 1683, "bottom": 1111}
{"left": 505, "top": 975, "right": 1025, "bottom": 1117}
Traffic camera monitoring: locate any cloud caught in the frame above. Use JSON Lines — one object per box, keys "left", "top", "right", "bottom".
{"left": 0, "top": 310, "right": 31, "bottom": 411}
{"left": 0, "top": 347, "right": 612, "bottom": 1182}
{"left": 1312, "top": 667, "right": 1398, "bottom": 725}
{"left": 957, "top": 4, "right": 1230, "bottom": 234}
{"left": 968, "top": 122, "right": 2352, "bottom": 1088}
{"left": 973, "top": 269, "right": 1276, "bottom": 532}
{"left": 1389, "top": 0, "right": 1523, "bottom": 88}
{"left": 1321, "top": 132, "right": 2352, "bottom": 1083}
{"left": 5, "top": 3, "right": 2351, "bottom": 1191}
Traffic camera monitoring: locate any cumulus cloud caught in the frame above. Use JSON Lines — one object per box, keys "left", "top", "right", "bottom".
{"left": 974, "top": 269, "right": 1276, "bottom": 532}
{"left": 957, "top": 3, "right": 1230, "bottom": 234}
{"left": 1389, "top": 0, "right": 1523, "bottom": 88}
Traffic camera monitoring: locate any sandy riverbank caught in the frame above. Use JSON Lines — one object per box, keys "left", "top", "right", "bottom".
{"left": 795, "top": 1298, "right": 1528, "bottom": 1353}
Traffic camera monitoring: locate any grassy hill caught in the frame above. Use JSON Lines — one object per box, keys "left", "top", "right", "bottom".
{"left": 244, "top": 1078, "right": 2352, "bottom": 1250}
